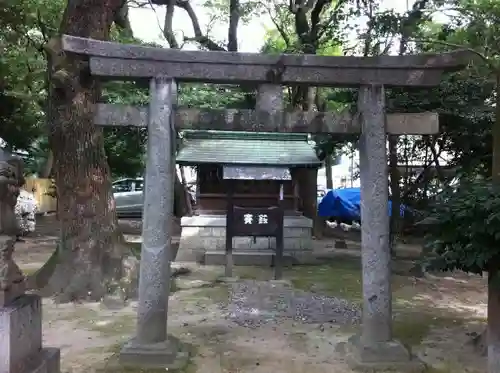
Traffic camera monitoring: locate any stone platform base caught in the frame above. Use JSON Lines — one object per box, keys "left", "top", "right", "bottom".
{"left": 338, "top": 335, "right": 425, "bottom": 372}
{"left": 177, "top": 214, "right": 313, "bottom": 264}
{"left": 204, "top": 250, "right": 295, "bottom": 266}
{"left": 119, "top": 335, "right": 190, "bottom": 369}
{"left": 0, "top": 295, "right": 60, "bottom": 373}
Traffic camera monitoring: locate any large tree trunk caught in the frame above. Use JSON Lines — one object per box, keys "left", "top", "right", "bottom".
{"left": 32, "top": 0, "right": 138, "bottom": 303}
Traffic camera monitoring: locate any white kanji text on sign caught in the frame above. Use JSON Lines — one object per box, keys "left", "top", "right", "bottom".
{"left": 258, "top": 214, "right": 268, "bottom": 224}
{"left": 243, "top": 213, "right": 253, "bottom": 224}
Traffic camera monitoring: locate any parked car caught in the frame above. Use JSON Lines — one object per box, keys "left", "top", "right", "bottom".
{"left": 113, "top": 176, "right": 196, "bottom": 218}
{"left": 15, "top": 189, "right": 38, "bottom": 235}
{"left": 112, "top": 177, "right": 144, "bottom": 218}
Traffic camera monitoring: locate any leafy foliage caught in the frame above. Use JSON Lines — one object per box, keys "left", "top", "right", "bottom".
{"left": 179, "top": 83, "right": 250, "bottom": 109}
{"left": 0, "top": 0, "right": 61, "bottom": 151}
{"left": 424, "top": 178, "right": 500, "bottom": 274}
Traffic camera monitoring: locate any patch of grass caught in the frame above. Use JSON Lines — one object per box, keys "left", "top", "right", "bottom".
{"left": 234, "top": 266, "right": 271, "bottom": 280}
{"left": 285, "top": 331, "right": 310, "bottom": 351}
{"left": 55, "top": 306, "right": 101, "bottom": 322}
{"left": 285, "top": 258, "right": 422, "bottom": 304}
{"left": 392, "top": 311, "right": 462, "bottom": 347}
{"left": 89, "top": 314, "right": 136, "bottom": 337}
{"left": 193, "top": 285, "right": 229, "bottom": 303}
{"left": 180, "top": 324, "right": 230, "bottom": 346}
{"left": 219, "top": 354, "right": 259, "bottom": 371}
{"left": 286, "top": 259, "right": 363, "bottom": 302}
{"left": 283, "top": 257, "right": 480, "bottom": 350}
{"left": 179, "top": 285, "right": 229, "bottom": 308}
{"left": 422, "top": 363, "right": 456, "bottom": 373}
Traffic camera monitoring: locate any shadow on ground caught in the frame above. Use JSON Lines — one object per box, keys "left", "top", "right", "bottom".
{"left": 13, "top": 215, "right": 488, "bottom": 373}
{"left": 34, "top": 257, "right": 488, "bottom": 373}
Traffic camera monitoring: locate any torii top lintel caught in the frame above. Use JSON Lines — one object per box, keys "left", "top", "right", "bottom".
{"left": 61, "top": 35, "right": 472, "bottom": 87}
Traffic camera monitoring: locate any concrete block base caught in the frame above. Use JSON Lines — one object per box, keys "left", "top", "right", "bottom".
{"left": 178, "top": 214, "right": 313, "bottom": 265}
{"left": 339, "top": 335, "right": 425, "bottom": 372}
{"left": 119, "top": 335, "right": 190, "bottom": 370}
{"left": 204, "top": 251, "right": 295, "bottom": 266}
{"left": 0, "top": 295, "right": 60, "bottom": 373}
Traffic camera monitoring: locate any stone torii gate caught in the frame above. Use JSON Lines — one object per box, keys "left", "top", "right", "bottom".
{"left": 61, "top": 35, "right": 469, "bottom": 370}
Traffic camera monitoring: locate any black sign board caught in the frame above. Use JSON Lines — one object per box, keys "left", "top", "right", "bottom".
{"left": 223, "top": 167, "right": 288, "bottom": 280}
{"left": 231, "top": 206, "right": 283, "bottom": 237}
{"left": 225, "top": 204, "right": 285, "bottom": 280}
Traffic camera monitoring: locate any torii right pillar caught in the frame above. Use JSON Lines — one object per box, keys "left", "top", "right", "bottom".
{"left": 342, "top": 84, "right": 424, "bottom": 372}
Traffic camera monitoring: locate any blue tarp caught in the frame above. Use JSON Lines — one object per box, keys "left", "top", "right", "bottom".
{"left": 317, "top": 187, "right": 406, "bottom": 220}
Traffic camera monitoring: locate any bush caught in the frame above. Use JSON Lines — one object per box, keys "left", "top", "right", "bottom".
{"left": 423, "top": 178, "right": 500, "bottom": 274}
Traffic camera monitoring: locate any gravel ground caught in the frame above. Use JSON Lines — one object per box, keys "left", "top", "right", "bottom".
{"left": 224, "top": 280, "right": 361, "bottom": 328}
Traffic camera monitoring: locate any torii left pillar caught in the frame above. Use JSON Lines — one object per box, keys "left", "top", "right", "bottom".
{"left": 119, "top": 76, "right": 189, "bottom": 369}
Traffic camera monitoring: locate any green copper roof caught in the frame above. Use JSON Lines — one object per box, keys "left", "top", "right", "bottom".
{"left": 176, "top": 130, "right": 321, "bottom": 166}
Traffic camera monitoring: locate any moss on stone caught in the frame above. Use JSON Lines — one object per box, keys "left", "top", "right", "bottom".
{"left": 94, "top": 342, "right": 197, "bottom": 373}
{"left": 95, "top": 358, "right": 197, "bottom": 373}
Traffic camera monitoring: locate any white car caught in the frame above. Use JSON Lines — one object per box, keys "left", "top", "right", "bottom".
{"left": 15, "top": 189, "right": 38, "bottom": 235}
{"left": 113, "top": 178, "right": 144, "bottom": 218}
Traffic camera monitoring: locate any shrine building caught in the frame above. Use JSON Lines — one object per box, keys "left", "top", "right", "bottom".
{"left": 176, "top": 130, "right": 322, "bottom": 265}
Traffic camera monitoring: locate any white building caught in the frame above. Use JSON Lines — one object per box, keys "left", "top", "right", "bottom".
{"left": 317, "top": 152, "right": 360, "bottom": 190}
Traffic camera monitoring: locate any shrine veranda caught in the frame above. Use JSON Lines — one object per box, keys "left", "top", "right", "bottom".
{"left": 61, "top": 34, "right": 471, "bottom": 370}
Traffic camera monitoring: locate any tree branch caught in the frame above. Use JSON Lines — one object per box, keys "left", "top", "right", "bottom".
{"left": 266, "top": 4, "right": 291, "bottom": 48}
{"left": 362, "top": 1, "right": 374, "bottom": 57}
{"left": 114, "top": 0, "right": 133, "bottom": 36}
{"left": 128, "top": 0, "right": 150, "bottom": 7}
{"left": 227, "top": 0, "right": 240, "bottom": 52}
{"left": 310, "top": 0, "right": 329, "bottom": 41}
{"left": 413, "top": 38, "right": 494, "bottom": 70}
{"left": 289, "top": 0, "right": 317, "bottom": 14}
{"left": 163, "top": 0, "right": 180, "bottom": 48}
{"left": 36, "top": 9, "right": 50, "bottom": 43}
{"left": 175, "top": 0, "right": 225, "bottom": 51}
{"left": 316, "top": 0, "right": 347, "bottom": 41}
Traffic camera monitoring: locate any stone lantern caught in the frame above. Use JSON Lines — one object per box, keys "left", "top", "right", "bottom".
{"left": 0, "top": 147, "right": 61, "bottom": 373}
{"left": 0, "top": 148, "right": 26, "bottom": 306}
